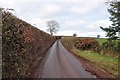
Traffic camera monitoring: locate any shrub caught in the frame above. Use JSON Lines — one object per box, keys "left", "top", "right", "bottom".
{"left": 101, "top": 40, "right": 120, "bottom": 55}
{"left": 75, "top": 38, "right": 100, "bottom": 52}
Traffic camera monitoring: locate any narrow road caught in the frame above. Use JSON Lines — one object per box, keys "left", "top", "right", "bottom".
{"left": 37, "top": 40, "right": 96, "bottom": 78}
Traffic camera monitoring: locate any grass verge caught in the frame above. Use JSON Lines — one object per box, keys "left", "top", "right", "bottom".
{"left": 72, "top": 49, "right": 118, "bottom": 78}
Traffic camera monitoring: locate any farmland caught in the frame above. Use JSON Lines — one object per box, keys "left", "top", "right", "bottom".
{"left": 61, "top": 37, "right": 119, "bottom": 78}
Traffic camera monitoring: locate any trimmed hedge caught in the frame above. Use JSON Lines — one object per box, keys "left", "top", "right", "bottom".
{"left": 2, "top": 11, "right": 55, "bottom": 78}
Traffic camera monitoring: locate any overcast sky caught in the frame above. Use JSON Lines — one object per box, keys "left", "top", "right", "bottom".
{"left": 0, "top": 0, "right": 113, "bottom": 37}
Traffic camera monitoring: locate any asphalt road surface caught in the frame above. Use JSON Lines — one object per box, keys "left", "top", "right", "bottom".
{"left": 39, "top": 40, "right": 96, "bottom": 78}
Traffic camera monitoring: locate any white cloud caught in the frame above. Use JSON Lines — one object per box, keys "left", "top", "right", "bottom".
{"left": 0, "top": 1, "right": 63, "bottom": 18}
{"left": 30, "top": 18, "right": 49, "bottom": 30}
{"left": 0, "top": 0, "right": 106, "bottom": 3}
{"left": 36, "top": 3, "right": 63, "bottom": 18}
{"left": 81, "top": 19, "right": 112, "bottom": 37}
{"left": 0, "top": 0, "right": 19, "bottom": 8}
{"left": 88, "top": 19, "right": 112, "bottom": 30}
{"left": 55, "top": 19, "right": 111, "bottom": 37}
{"left": 62, "top": 19, "right": 87, "bottom": 30}
{"left": 70, "top": 1, "right": 104, "bottom": 15}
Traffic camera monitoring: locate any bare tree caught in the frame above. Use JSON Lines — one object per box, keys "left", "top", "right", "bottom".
{"left": 47, "top": 20, "right": 60, "bottom": 35}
